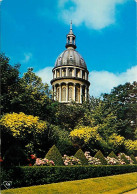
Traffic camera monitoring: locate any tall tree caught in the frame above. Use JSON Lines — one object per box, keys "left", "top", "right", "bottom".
{"left": 103, "top": 82, "right": 137, "bottom": 140}
{"left": 0, "top": 53, "right": 20, "bottom": 114}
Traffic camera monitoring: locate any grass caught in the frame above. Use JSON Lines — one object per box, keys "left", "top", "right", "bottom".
{"left": 2, "top": 172, "right": 137, "bottom": 194}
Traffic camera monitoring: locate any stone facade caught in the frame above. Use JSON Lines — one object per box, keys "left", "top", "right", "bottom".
{"left": 51, "top": 22, "right": 90, "bottom": 104}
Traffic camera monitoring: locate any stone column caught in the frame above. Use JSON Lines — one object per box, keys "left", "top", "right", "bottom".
{"left": 80, "top": 84, "right": 83, "bottom": 103}
{"left": 85, "top": 86, "right": 88, "bottom": 101}
{"left": 74, "top": 83, "right": 76, "bottom": 101}
{"left": 54, "top": 86, "right": 56, "bottom": 101}
{"left": 60, "top": 68, "right": 62, "bottom": 77}
{"left": 59, "top": 84, "right": 61, "bottom": 102}
{"left": 80, "top": 70, "right": 82, "bottom": 78}
{"left": 66, "top": 83, "right": 68, "bottom": 102}
{"left": 74, "top": 68, "right": 76, "bottom": 77}
{"left": 66, "top": 67, "right": 68, "bottom": 76}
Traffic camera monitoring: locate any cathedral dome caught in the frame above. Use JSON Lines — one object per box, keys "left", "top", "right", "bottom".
{"left": 54, "top": 49, "right": 87, "bottom": 69}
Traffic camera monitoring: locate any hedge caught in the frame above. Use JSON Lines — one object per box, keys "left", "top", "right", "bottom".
{"left": 1, "top": 165, "right": 137, "bottom": 189}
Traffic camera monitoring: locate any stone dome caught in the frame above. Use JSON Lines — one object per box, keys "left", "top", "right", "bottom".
{"left": 54, "top": 48, "right": 87, "bottom": 69}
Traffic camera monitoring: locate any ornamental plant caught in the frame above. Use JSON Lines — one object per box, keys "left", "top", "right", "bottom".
{"left": 34, "top": 158, "right": 55, "bottom": 166}
{"left": 106, "top": 157, "right": 120, "bottom": 165}
{"left": 62, "top": 155, "right": 81, "bottom": 166}
{"left": 84, "top": 151, "right": 101, "bottom": 165}
{"left": 118, "top": 153, "right": 132, "bottom": 164}
{"left": 130, "top": 154, "right": 137, "bottom": 164}
{"left": 74, "top": 149, "right": 88, "bottom": 165}
{"left": 108, "top": 151, "right": 117, "bottom": 159}
{"left": 94, "top": 150, "right": 107, "bottom": 165}
{"left": 45, "top": 145, "right": 64, "bottom": 166}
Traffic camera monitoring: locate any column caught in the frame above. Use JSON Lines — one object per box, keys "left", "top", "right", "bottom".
{"left": 74, "top": 68, "right": 76, "bottom": 77}
{"left": 85, "top": 86, "right": 88, "bottom": 101}
{"left": 85, "top": 72, "right": 87, "bottom": 80}
{"left": 66, "top": 67, "right": 68, "bottom": 76}
{"left": 59, "top": 84, "right": 61, "bottom": 102}
{"left": 80, "top": 70, "right": 82, "bottom": 78}
{"left": 74, "top": 84, "right": 76, "bottom": 101}
{"left": 66, "top": 83, "right": 68, "bottom": 102}
{"left": 55, "top": 70, "right": 57, "bottom": 78}
{"left": 80, "top": 84, "right": 83, "bottom": 103}
{"left": 60, "top": 68, "right": 62, "bottom": 77}
{"left": 54, "top": 86, "right": 56, "bottom": 101}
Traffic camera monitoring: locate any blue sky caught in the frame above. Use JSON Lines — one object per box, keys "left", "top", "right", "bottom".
{"left": 1, "top": 0, "right": 137, "bottom": 97}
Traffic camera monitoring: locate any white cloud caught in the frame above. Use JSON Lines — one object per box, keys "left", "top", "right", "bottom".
{"left": 36, "top": 65, "right": 137, "bottom": 97}
{"left": 89, "top": 65, "right": 137, "bottom": 97}
{"left": 21, "top": 53, "right": 32, "bottom": 64}
{"left": 58, "top": 0, "right": 128, "bottom": 30}
{"left": 36, "top": 66, "right": 53, "bottom": 86}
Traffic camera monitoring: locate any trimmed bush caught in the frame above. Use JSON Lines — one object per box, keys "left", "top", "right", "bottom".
{"left": 45, "top": 145, "right": 63, "bottom": 166}
{"left": 130, "top": 154, "right": 137, "bottom": 164}
{"left": 120, "top": 153, "right": 130, "bottom": 164}
{"left": 94, "top": 150, "right": 107, "bottom": 165}
{"left": 74, "top": 149, "right": 88, "bottom": 165}
{"left": 108, "top": 151, "right": 117, "bottom": 159}
{"left": 1, "top": 165, "right": 137, "bottom": 189}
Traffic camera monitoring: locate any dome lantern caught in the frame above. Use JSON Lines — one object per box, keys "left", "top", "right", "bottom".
{"left": 66, "top": 21, "right": 77, "bottom": 49}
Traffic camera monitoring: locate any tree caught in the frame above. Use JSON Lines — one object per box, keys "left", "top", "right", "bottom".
{"left": 0, "top": 53, "right": 20, "bottom": 114}
{"left": 12, "top": 68, "right": 52, "bottom": 119}
{"left": 103, "top": 82, "right": 137, "bottom": 139}
{"left": 0, "top": 112, "right": 48, "bottom": 156}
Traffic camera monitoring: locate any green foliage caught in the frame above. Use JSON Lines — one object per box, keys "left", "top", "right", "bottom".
{"left": 74, "top": 149, "right": 88, "bottom": 165}
{"left": 108, "top": 151, "right": 117, "bottom": 159}
{"left": 0, "top": 53, "right": 20, "bottom": 114}
{"left": 94, "top": 150, "right": 107, "bottom": 165}
{"left": 54, "top": 102, "right": 92, "bottom": 130}
{"left": 120, "top": 153, "right": 130, "bottom": 164}
{"left": 45, "top": 145, "right": 63, "bottom": 166}
{"left": 130, "top": 154, "right": 137, "bottom": 164}
{"left": 3, "top": 146, "right": 28, "bottom": 166}
{"left": 1, "top": 165, "right": 137, "bottom": 189}
{"left": 49, "top": 125, "right": 75, "bottom": 155}
{"left": 103, "top": 82, "right": 137, "bottom": 139}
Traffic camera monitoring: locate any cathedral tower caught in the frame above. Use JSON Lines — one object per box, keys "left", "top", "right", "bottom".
{"left": 51, "top": 22, "right": 90, "bottom": 104}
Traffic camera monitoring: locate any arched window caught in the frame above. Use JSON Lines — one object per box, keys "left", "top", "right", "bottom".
{"left": 68, "top": 87, "right": 73, "bottom": 101}
{"left": 62, "top": 87, "right": 66, "bottom": 101}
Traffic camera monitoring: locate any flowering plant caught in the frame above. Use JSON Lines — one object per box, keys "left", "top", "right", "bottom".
{"left": 62, "top": 155, "right": 81, "bottom": 166}
{"left": 106, "top": 157, "right": 120, "bottom": 165}
{"left": 34, "top": 158, "right": 55, "bottom": 166}
{"left": 84, "top": 151, "right": 101, "bottom": 165}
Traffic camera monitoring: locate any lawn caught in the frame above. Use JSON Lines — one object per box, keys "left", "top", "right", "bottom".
{"left": 2, "top": 172, "right": 137, "bottom": 194}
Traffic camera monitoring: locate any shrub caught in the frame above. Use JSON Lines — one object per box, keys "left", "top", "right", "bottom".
{"left": 108, "top": 151, "right": 117, "bottom": 159}
{"left": 1, "top": 165, "right": 137, "bottom": 189}
{"left": 106, "top": 157, "right": 120, "bottom": 165}
{"left": 3, "top": 146, "right": 28, "bottom": 166}
{"left": 84, "top": 151, "right": 101, "bottom": 165}
{"left": 130, "top": 154, "right": 137, "bottom": 164}
{"left": 118, "top": 153, "right": 131, "bottom": 164}
{"left": 94, "top": 150, "right": 107, "bottom": 165}
{"left": 45, "top": 145, "right": 63, "bottom": 166}
{"left": 74, "top": 149, "right": 88, "bottom": 165}
{"left": 34, "top": 158, "right": 55, "bottom": 166}
{"left": 62, "top": 155, "right": 81, "bottom": 166}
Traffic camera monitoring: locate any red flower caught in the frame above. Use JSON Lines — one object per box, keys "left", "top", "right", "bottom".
{"left": 30, "top": 154, "right": 36, "bottom": 159}
{"left": 0, "top": 157, "right": 3, "bottom": 162}
{"left": 29, "top": 163, "right": 32, "bottom": 166}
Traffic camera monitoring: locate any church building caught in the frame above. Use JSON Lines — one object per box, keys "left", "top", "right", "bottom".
{"left": 51, "top": 22, "right": 90, "bottom": 104}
